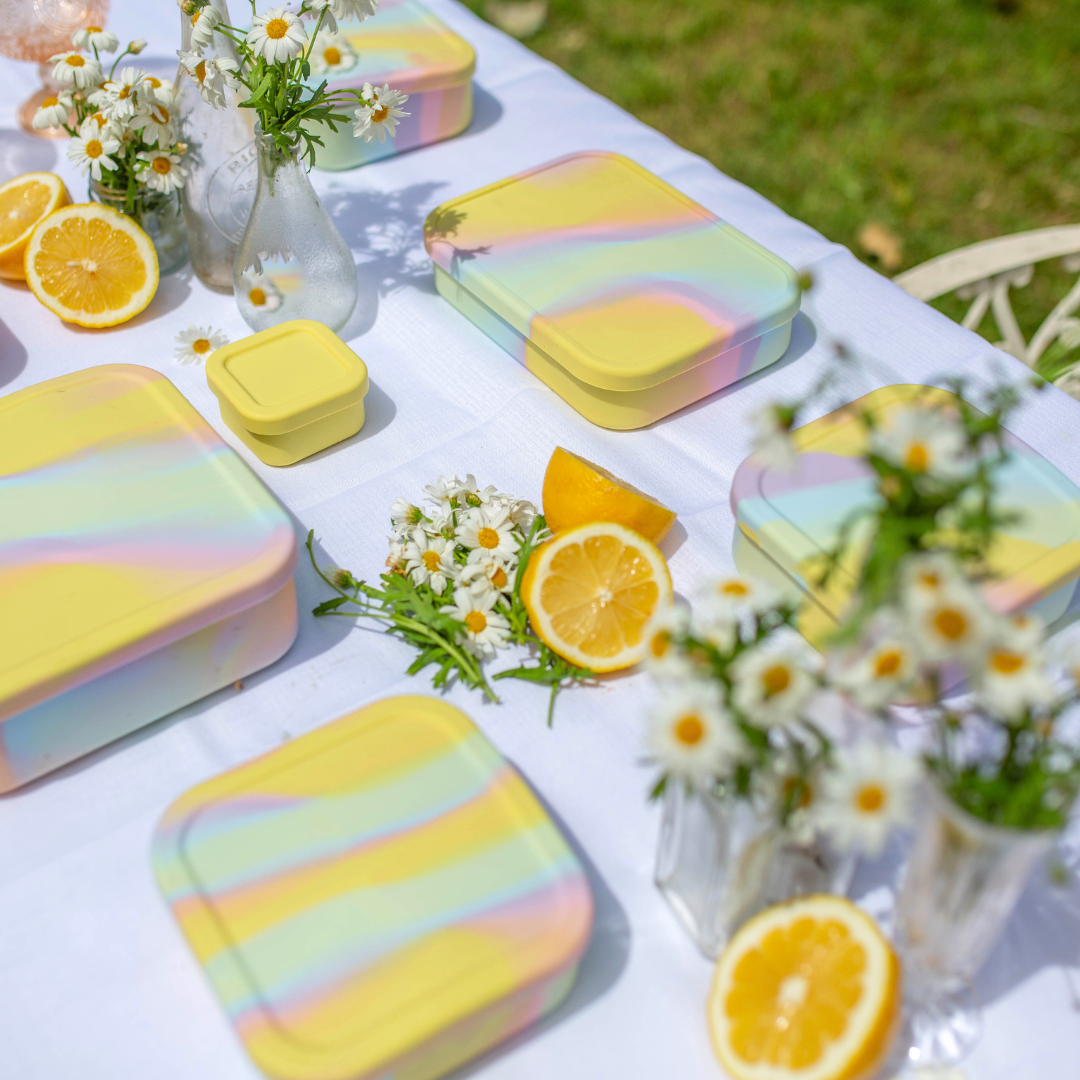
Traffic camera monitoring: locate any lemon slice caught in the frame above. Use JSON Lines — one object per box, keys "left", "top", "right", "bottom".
{"left": 24, "top": 203, "right": 159, "bottom": 327}
{"left": 521, "top": 521, "right": 672, "bottom": 672}
{"left": 0, "top": 172, "right": 70, "bottom": 281}
{"left": 709, "top": 895, "right": 900, "bottom": 1080}
{"left": 542, "top": 446, "right": 677, "bottom": 543}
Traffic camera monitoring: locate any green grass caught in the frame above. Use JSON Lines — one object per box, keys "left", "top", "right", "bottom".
{"left": 467, "top": 0, "right": 1080, "bottom": 345}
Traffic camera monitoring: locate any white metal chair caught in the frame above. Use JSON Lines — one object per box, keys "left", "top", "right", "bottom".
{"left": 893, "top": 225, "right": 1080, "bottom": 372}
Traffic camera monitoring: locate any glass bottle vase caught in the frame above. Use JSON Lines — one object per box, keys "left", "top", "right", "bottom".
{"left": 233, "top": 132, "right": 358, "bottom": 332}
{"left": 173, "top": 0, "right": 255, "bottom": 291}
{"left": 89, "top": 181, "right": 189, "bottom": 275}
{"left": 895, "top": 781, "right": 1055, "bottom": 1069}
{"left": 655, "top": 783, "right": 856, "bottom": 959}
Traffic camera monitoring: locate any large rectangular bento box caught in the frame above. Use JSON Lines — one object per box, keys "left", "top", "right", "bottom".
{"left": 0, "top": 365, "right": 298, "bottom": 791}
{"left": 425, "top": 152, "right": 801, "bottom": 430}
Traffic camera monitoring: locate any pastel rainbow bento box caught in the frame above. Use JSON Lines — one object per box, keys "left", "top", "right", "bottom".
{"left": 425, "top": 151, "right": 801, "bottom": 429}
{"left": 731, "top": 384, "right": 1080, "bottom": 648}
{"left": 0, "top": 366, "right": 298, "bottom": 792}
{"left": 152, "top": 695, "right": 594, "bottom": 1080}
{"left": 307, "top": 0, "right": 475, "bottom": 171}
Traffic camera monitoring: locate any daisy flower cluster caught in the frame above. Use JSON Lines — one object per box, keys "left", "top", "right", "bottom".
{"left": 643, "top": 575, "right": 919, "bottom": 857}
{"left": 176, "top": 0, "right": 408, "bottom": 169}
{"left": 308, "top": 475, "right": 593, "bottom": 720}
{"left": 36, "top": 31, "right": 189, "bottom": 199}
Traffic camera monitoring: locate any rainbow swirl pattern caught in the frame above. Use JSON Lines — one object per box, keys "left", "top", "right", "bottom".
{"left": 731, "top": 384, "right": 1080, "bottom": 648}
{"left": 0, "top": 365, "right": 297, "bottom": 790}
{"left": 425, "top": 152, "right": 800, "bottom": 428}
{"left": 307, "top": 0, "right": 475, "bottom": 170}
{"left": 153, "top": 696, "right": 594, "bottom": 1080}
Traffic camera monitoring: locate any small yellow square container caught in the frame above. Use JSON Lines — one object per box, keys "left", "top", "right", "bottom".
{"left": 206, "top": 320, "right": 369, "bottom": 466}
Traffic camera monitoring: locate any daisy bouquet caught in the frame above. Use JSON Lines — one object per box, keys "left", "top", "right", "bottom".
{"left": 643, "top": 576, "right": 918, "bottom": 858}
{"left": 34, "top": 31, "right": 190, "bottom": 209}
{"left": 177, "top": 0, "right": 409, "bottom": 169}
{"left": 307, "top": 474, "right": 593, "bottom": 722}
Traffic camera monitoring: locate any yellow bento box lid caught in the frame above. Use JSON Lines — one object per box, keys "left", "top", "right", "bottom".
{"left": 207, "top": 320, "right": 369, "bottom": 436}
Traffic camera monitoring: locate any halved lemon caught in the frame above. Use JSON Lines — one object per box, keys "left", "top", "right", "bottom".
{"left": 709, "top": 895, "right": 900, "bottom": 1080}
{"left": 542, "top": 446, "right": 677, "bottom": 543}
{"left": 24, "top": 203, "right": 158, "bottom": 327}
{"left": 0, "top": 172, "right": 70, "bottom": 281}
{"left": 521, "top": 521, "right": 672, "bottom": 672}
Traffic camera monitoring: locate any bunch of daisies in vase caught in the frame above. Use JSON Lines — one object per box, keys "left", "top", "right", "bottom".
{"left": 645, "top": 574, "right": 919, "bottom": 959}
{"left": 751, "top": 368, "right": 1080, "bottom": 1066}
{"left": 176, "top": 0, "right": 409, "bottom": 331}
{"left": 35, "top": 29, "right": 191, "bottom": 273}
{"left": 308, "top": 474, "right": 594, "bottom": 723}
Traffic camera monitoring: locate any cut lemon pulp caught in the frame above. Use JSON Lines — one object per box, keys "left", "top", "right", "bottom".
{"left": 709, "top": 895, "right": 900, "bottom": 1080}
{"left": 542, "top": 446, "right": 677, "bottom": 543}
{"left": 24, "top": 203, "right": 158, "bottom": 327}
{"left": 0, "top": 172, "right": 70, "bottom": 281}
{"left": 521, "top": 521, "right": 672, "bottom": 672}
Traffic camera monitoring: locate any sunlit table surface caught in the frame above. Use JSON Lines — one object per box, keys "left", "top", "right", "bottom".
{"left": 2, "top": 2, "right": 1080, "bottom": 1077}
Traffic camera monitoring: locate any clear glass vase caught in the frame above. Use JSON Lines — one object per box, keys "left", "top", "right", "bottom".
{"left": 896, "top": 781, "right": 1055, "bottom": 1069}
{"left": 233, "top": 132, "right": 358, "bottom": 332}
{"left": 655, "top": 783, "right": 857, "bottom": 958}
{"left": 89, "top": 181, "right": 189, "bottom": 275}
{"left": 174, "top": 0, "right": 256, "bottom": 291}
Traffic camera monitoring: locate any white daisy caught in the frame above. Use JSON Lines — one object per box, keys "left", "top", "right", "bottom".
{"left": 174, "top": 325, "right": 228, "bottom": 365}
{"left": 755, "top": 757, "right": 823, "bottom": 844}
{"left": 178, "top": 52, "right": 240, "bottom": 109}
{"left": 352, "top": 83, "right": 410, "bottom": 143}
{"left": 137, "top": 148, "right": 188, "bottom": 194}
{"left": 403, "top": 530, "right": 457, "bottom": 594}
{"left": 646, "top": 681, "right": 746, "bottom": 789}
{"left": 91, "top": 67, "right": 151, "bottom": 122}
{"left": 905, "top": 579, "right": 995, "bottom": 664}
{"left": 507, "top": 498, "right": 538, "bottom": 531}
{"left": 642, "top": 603, "right": 695, "bottom": 679}
{"left": 247, "top": 7, "right": 309, "bottom": 64}
{"left": 49, "top": 50, "right": 102, "bottom": 89}
{"left": 189, "top": 5, "right": 222, "bottom": 49}
{"left": 871, "top": 405, "right": 972, "bottom": 483}
{"left": 731, "top": 644, "right": 817, "bottom": 729}
{"left": 458, "top": 555, "right": 516, "bottom": 599}
{"left": 308, "top": 31, "right": 357, "bottom": 75}
{"left": 32, "top": 91, "right": 73, "bottom": 130}
{"left": 67, "top": 119, "right": 120, "bottom": 181}
{"left": 813, "top": 743, "right": 921, "bottom": 857}
{"left": 72, "top": 26, "right": 119, "bottom": 53}
{"left": 390, "top": 497, "right": 424, "bottom": 535}
{"left": 698, "top": 574, "right": 779, "bottom": 623}
{"left": 240, "top": 273, "right": 283, "bottom": 311}
{"left": 457, "top": 504, "right": 520, "bottom": 563}
{"left": 832, "top": 613, "right": 919, "bottom": 711}
{"left": 128, "top": 38, "right": 148, "bottom": 55}
{"left": 142, "top": 75, "right": 175, "bottom": 107}
{"left": 386, "top": 537, "right": 407, "bottom": 571}
{"left": 899, "top": 551, "right": 963, "bottom": 610}
{"left": 974, "top": 616, "right": 1057, "bottom": 721}
{"left": 423, "top": 474, "right": 463, "bottom": 506}
{"left": 750, "top": 403, "right": 798, "bottom": 471}
{"left": 307, "top": 0, "right": 379, "bottom": 32}
{"left": 445, "top": 588, "right": 510, "bottom": 658}
{"left": 458, "top": 473, "right": 500, "bottom": 509}
{"left": 130, "top": 100, "right": 176, "bottom": 147}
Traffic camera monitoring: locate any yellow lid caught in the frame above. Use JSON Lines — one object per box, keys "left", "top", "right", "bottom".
{"left": 206, "top": 320, "right": 369, "bottom": 436}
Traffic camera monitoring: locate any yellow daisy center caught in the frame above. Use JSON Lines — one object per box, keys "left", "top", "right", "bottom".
{"left": 904, "top": 441, "right": 929, "bottom": 472}
{"left": 249, "top": 287, "right": 267, "bottom": 306}
{"left": 491, "top": 566, "right": 508, "bottom": 589}
{"left": 933, "top": 608, "right": 968, "bottom": 641}
{"left": 192, "top": 338, "right": 211, "bottom": 354}
{"left": 874, "top": 649, "right": 903, "bottom": 678}
{"left": 465, "top": 610, "right": 487, "bottom": 634}
{"left": 42, "top": 95, "right": 59, "bottom": 108}
{"left": 152, "top": 156, "right": 172, "bottom": 174}
{"left": 371, "top": 105, "right": 389, "bottom": 123}
{"left": 674, "top": 713, "right": 705, "bottom": 746}
{"left": 477, "top": 527, "right": 500, "bottom": 549}
{"left": 118, "top": 85, "right": 131, "bottom": 99}
{"left": 422, "top": 550, "right": 442, "bottom": 572}
{"left": 918, "top": 571, "right": 940, "bottom": 589}
{"left": 147, "top": 77, "right": 162, "bottom": 88}
{"left": 85, "top": 139, "right": 103, "bottom": 159}
{"left": 721, "top": 580, "right": 749, "bottom": 596}
{"left": 195, "top": 59, "right": 207, "bottom": 83}
{"left": 856, "top": 784, "right": 886, "bottom": 813}
{"left": 762, "top": 664, "right": 791, "bottom": 697}
{"left": 266, "top": 17, "right": 290, "bottom": 39}
{"left": 66, "top": 54, "right": 85, "bottom": 67}
{"left": 650, "top": 630, "right": 671, "bottom": 658}
{"left": 153, "top": 105, "right": 170, "bottom": 123}
{"left": 991, "top": 649, "right": 1025, "bottom": 675}
{"left": 87, "top": 25, "right": 102, "bottom": 33}
{"left": 324, "top": 46, "right": 342, "bottom": 64}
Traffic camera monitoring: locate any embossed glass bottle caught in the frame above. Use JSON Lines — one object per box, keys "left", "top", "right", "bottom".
{"left": 173, "top": 0, "right": 255, "bottom": 291}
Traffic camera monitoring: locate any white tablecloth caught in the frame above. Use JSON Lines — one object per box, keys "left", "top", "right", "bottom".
{"left": 3, "top": 3, "right": 1080, "bottom": 1077}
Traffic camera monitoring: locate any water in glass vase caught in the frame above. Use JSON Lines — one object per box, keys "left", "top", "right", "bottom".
{"left": 234, "top": 132, "right": 357, "bottom": 333}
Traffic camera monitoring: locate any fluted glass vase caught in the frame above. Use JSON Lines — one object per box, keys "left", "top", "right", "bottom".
{"left": 655, "top": 783, "right": 856, "bottom": 958}
{"left": 233, "top": 132, "right": 357, "bottom": 332}
{"left": 896, "top": 782, "right": 1055, "bottom": 1069}
{"left": 174, "top": 0, "right": 255, "bottom": 291}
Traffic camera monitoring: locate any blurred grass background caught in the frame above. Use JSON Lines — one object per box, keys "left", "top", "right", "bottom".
{"left": 466, "top": 0, "right": 1080, "bottom": 343}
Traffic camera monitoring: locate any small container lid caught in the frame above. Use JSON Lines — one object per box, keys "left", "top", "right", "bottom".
{"left": 152, "top": 695, "right": 594, "bottom": 1080}
{"left": 206, "top": 320, "right": 369, "bottom": 436}
{"left": 425, "top": 151, "right": 800, "bottom": 393}
{"left": 731, "top": 384, "right": 1080, "bottom": 632}
{"left": 0, "top": 365, "right": 296, "bottom": 723}
{"left": 309, "top": 0, "right": 476, "bottom": 96}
